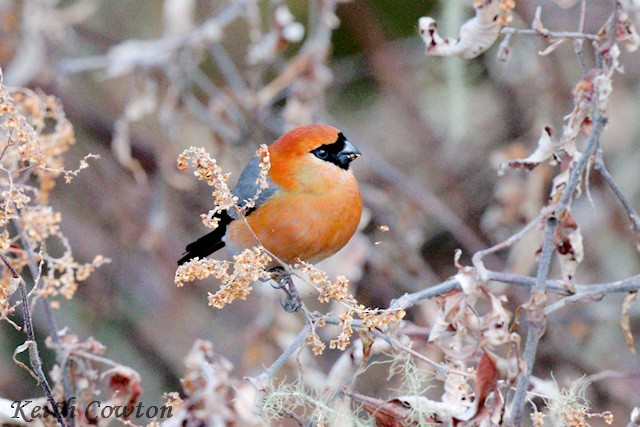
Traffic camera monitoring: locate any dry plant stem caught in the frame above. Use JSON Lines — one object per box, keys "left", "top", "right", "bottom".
{"left": 0, "top": 254, "right": 67, "bottom": 427}
{"left": 391, "top": 268, "right": 640, "bottom": 312}
{"left": 574, "top": 0, "right": 588, "bottom": 73}
{"left": 593, "top": 149, "right": 640, "bottom": 245}
{"left": 501, "top": 27, "right": 600, "bottom": 41}
{"left": 510, "top": 218, "right": 556, "bottom": 426}
{"left": 370, "top": 329, "right": 472, "bottom": 378}
{"left": 472, "top": 208, "right": 551, "bottom": 268}
{"left": 250, "top": 322, "right": 312, "bottom": 389}
{"left": 390, "top": 278, "right": 460, "bottom": 310}
{"left": 545, "top": 274, "right": 640, "bottom": 314}
{"left": 555, "top": 115, "right": 608, "bottom": 216}
{"left": 13, "top": 218, "right": 75, "bottom": 427}
{"left": 510, "top": 112, "right": 608, "bottom": 425}
{"left": 390, "top": 272, "right": 569, "bottom": 311}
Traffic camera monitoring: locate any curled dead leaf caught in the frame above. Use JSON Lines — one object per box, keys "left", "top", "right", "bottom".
{"left": 621, "top": 291, "right": 639, "bottom": 353}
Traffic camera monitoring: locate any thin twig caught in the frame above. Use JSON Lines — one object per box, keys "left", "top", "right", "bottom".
{"left": 545, "top": 274, "right": 640, "bottom": 314}
{"left": 574, "top": 0, "right": 588, "bottom": 74}
{"left": 391, "top": 278, "right": 460, "bottom": 310}
{"left": 501, "top": 27, "right": 600, "bottom": 41}
{"left": 248, "top": 322, "right": 312, "bottom": 391}
{"left": 556, "top": 115, "right": 608, "bottom": 216}
{"left": 472, "top": 207, "right": 551, "bottom": 274}
{"left": 510, "top": 217, "right": 556, "bottom": 426}
{"left": 392, "top": 267, "right": 640, "bottom": 315}
{"left": 593, "top": 149, "right": 640, "bottom": 250}
{"left": 1, "top": 253, "right": 67, "bottom": 427}
{"left": 12, "top": 218, "right": 75, "bottom": 427}
{"left": 371, "top": 329, "right": 472, "bottom": 378}
{"left": 510, "top": 112, "right": 608, "bottom": 424}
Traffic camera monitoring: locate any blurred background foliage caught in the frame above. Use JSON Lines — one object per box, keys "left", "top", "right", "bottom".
{"left": 1, "top": 0, "right": 640, "bottom": 423}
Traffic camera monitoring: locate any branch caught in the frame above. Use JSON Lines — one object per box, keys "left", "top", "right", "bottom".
{"left": 593, "top": 149, "right": 640, "bottom": 250}
{"left": 370, "top": 329, "right": 472, "bottom": 378}
{"left": 57, "top": 0, "right": 251, "bottom": 77}
{"left": 574, "top": 0, "right": 588, "bottom": 73}
{"left": 510, "top": 112, "right": 608, "bottom": 424}
{"left": 555, "top": 115, "right": 609, "bottom": 216}
{"left": 1, "top": 253, "right": 67, "bottom": 427}
{"left": 510, "top": 217, "right": 556, "bottom": 425}
{"left": 247, "top": 322, "right": 311, "bottom": 391}
{"left": 12, "top": 218, "right": 75, "bottom": 427}
{"left": 391, "top": 269, "right": 640, "bottom": 312}
{"left": 546, "top": 274, "right": 640, "bottom": 314}
{"left": 501, "top": 27, "right": 600, "bottom": 41}
{"left": 472, "top": 207, "right": 551, "bottom": 277}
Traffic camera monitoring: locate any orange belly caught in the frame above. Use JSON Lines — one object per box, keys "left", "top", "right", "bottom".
{"left": 226, "top": 186, "right": 362, "bottom": 265}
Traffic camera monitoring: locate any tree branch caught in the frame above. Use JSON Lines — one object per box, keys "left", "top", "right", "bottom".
{"left": 1, "top": 253, "right": 67, "bottom": 427}
{"left": 248, "top": 322, "right": 312, "bottom": 391}
{"left": 510, "top": 111, "right": 608, "bottom": 424}
{"left": 593, "top": 149, "right": 640, "bottom": 250}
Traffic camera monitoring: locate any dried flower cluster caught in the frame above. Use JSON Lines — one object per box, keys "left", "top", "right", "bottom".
{"left": 294, "top": 261, "right": 406, "bottom": 354}
{"left": 241, "top": 144, "right": 271, "bottom": 212}
{"left": 207, "top": 248, "right": 272, "bottom": 309}
{"left": 0, "top": 76, "right": 106, "bottom": 320}
{"left": 174, "top": 247, "right": 272, "bottom": 308}
{"left": 306, "top": 332, "right": 326, "bottom": 356}
{"left": 177, "top": 146, "right": 237, "bottom": 230}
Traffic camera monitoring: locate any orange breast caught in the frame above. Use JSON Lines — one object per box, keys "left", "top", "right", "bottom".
{"left": 226, "top": 174, "right": 362, "bottom": 264}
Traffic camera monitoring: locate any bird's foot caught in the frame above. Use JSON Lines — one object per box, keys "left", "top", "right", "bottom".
{"left": 280, "top": 278, "right": 302, "bottom": 313}
{"left": 269, "top": 267, "right": 288, "bottom": 288}
{"left": 268, "top": 267, "right": 302, "bottom": 312}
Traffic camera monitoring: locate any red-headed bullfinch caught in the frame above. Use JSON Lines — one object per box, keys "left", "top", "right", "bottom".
{"left": 178, "top": 124, "right": 362, "bottom": 266}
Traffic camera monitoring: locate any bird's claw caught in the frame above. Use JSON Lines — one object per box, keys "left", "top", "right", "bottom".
{"left": 281, "top": 293, "right": 302, "bottom": 313}
{"left": 268, "top": 267, "right": 302, "bottom": 312}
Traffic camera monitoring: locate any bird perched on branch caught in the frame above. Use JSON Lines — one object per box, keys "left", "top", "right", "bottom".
{"left": 178, "top": 124, "right": 362, "bottom": 267}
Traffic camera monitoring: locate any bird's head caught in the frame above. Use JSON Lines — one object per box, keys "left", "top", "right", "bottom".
{"left": 268, "top": 124, "right": 362, "bottom": 191}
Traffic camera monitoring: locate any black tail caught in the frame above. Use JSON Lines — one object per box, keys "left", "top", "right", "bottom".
{"left": 178, "top": 211, "right": 233, "bottom": 265}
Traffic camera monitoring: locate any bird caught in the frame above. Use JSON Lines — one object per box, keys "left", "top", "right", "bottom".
{"left": 178, "top": 124, "right": 362, "bottom": 267}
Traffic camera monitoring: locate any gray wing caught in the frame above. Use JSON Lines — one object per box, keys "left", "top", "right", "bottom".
{"left": 230, "top": 156, "right": 280, "bottom": 218}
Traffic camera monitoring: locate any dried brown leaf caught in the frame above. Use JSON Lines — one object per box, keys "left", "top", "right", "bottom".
{"left": 621, "top": 291, "right": 639, "bottom": 353}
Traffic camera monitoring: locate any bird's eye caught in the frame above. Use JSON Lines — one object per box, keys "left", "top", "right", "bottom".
{"left": 314, "top": 149, "right": 328, "bottom": 159}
